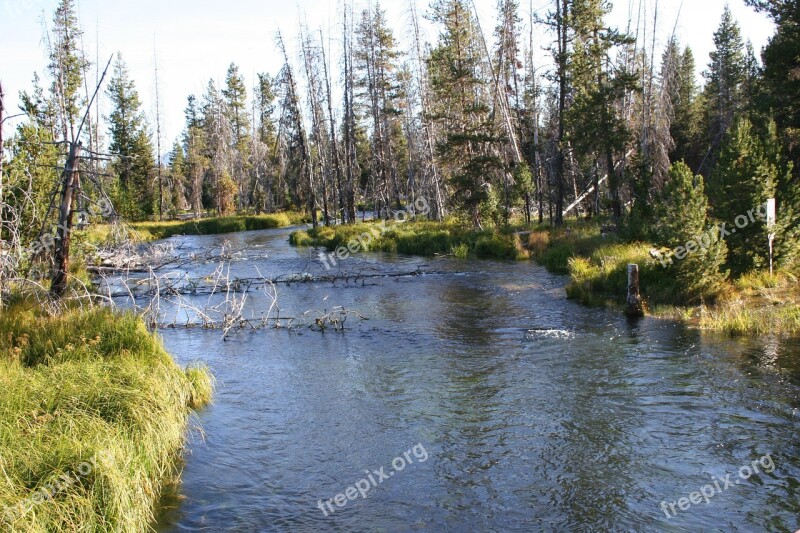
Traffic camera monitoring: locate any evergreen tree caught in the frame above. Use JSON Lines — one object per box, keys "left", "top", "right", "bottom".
{"left": 255, "top": 73, "right": 277, "bottom": 145}
{"left": 222, "top": 63, "right": 250, "bottom": 150}
{"left": 222, "top": 63, "right": 250, "bottom": 210}
{"left": 183, "top": 95, "right": 209, "bottom": 215}
{"left": 49, "top": 0, "right": 89, "bottom": 141}
{"left": 5, "top": 122, "right": 61, "bottom": 245}
{"left": 764, "top": 120, "right": 800, "bottom": 269}
{"left": 666, "top": 44, "right": 703, "bottom": 170}
{"left": 168, "top": 140, "right": 189, "bottom": 213}
{"left": 202, "top": 79, "right": 236, "bottom": 215}
{"left": 701, "top": 6, "right": 746, "bottom": 171}
{"left": 428, "top": 0, "right": 502, "bottom": 228}
{"left": 106, "top": 54, "right": 155, "bottom": 220}
{"left": 567, "top": 0, "right": 636, "bottom": 223}
{"left": 654, "top": 162, "right": 728, "bottom": 300}
{"left": 709, "top": 118, "right": 795, "bottom": 274}
{"left": 355, "top": 2, "right": 405, "bottom": 213}
{"left": 747, "top": 0, "right": 800, "bottom": 159}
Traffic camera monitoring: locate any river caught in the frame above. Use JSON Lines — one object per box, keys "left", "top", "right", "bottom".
{"left": 121, "top": 226, "right": 800, "bottom": 532}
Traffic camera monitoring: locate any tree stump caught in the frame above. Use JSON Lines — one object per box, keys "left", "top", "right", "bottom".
{"left": 626, "top": 264, "right": 645, "bottom": 318}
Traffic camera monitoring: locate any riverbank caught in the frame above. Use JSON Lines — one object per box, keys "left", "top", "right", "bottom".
{"left": 290, "top": 219, "right": 799, "bottom": 336}
{"left": 0, "top": 306, "right": 213, "bottom": 531}
{"left": 84, "top": 211, "right": 308, "bottom": 243}
{"left": 290, "top": 220, "right": 530, "bottom": 261}
{"left": 524, "top": 221, "right": 800, "bottom": 335}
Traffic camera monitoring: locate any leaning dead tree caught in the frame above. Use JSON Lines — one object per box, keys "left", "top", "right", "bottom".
{"left": 48, "top": 55, "right": 114, "bottom": 298}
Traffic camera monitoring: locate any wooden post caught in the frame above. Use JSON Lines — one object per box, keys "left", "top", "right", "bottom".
{"left": 626, "top": 263, "right": 644, "bottom": 318}
{"left": 50, "top": 141, "right": 82, "bottom": 297}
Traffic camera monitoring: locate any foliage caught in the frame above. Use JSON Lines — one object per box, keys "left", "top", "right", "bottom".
{"left": 0, "top": 307, "right": 212, "bottom": 532}
{"left": 106, "top": 54, "right": 155, "bottom": 220}
{"left": 292, "top": 220, "right": 521, "bottom": 260}
{"left": 709, "top": 119, "right": 796, "bottom": 274}
{"left": 654, "top": 162, "right": 728, "bottom": 300}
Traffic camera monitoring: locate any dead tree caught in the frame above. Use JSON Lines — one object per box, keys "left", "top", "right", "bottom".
{"left": 319, "top": 30, "right": 346, "bottom": 224}
{"left": 342, "top": 5, "right": 359, "bottom": 223}
{"left": 300, "top": 25, "right": 331, "bottom": 226}
{"left": 0, "top": 82, "right": 5, "bottom": 208}
{"left": 409, "top": 0, "right": 445, "bottom": 220}
{"left": 50, "top": 141, "right": 82, "bottom": 296}
{"left": 50, "top": 56, "right": 113, "bottom": 298}
{"left": 154, "top": 53, "right": 165, "bottom": 220}
{"left": 277, "top": 30, "right": 317, "bottom": 228}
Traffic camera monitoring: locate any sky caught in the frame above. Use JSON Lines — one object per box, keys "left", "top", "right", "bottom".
{"left": 0, "top": 0, "right": 775, "bottom": 152}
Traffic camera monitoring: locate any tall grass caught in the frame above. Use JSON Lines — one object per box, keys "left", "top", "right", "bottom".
{"left": 290, "top": 220, "right": 523, "bottom": 260}
{"left": 85, "top": 211, "right": 307, "bottom": 244}
{"left": 0, "top": 307, "right": 212, "bottom": 532}
{"left": 131, "top": 212, "right": 306, "bottom": 240}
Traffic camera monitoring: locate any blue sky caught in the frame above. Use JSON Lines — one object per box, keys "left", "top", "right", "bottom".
{"left": 0, "top": 0, "right": 774, "bottom": 149}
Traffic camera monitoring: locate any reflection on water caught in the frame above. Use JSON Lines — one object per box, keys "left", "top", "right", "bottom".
{"left": 144, "top": 227, "right": 800, "bottom": 532}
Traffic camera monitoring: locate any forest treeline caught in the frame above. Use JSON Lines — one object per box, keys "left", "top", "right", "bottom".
{"left": 2, "top": 0, "right": 799, "bottom": 274}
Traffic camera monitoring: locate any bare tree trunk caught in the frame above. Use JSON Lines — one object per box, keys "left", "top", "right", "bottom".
{"left": 0, "top": 82, "right": 5, "bottom": 210}
{"left": 277, "top": 30, "right": 317, "bottom": 228}
{"left": 554, "top": 0, "right": 568, "bottom": 226}
{"left": 51, "top": 142, "right": 82, "bottom": 297}
{"left": 410, "top": 0, "right": 444, "bottom": 220}
{"left": 320, "top": 30, "right": 345, "bottom": 224}
{"left": 343, "top": 5, "right": 358, "bottom": 223}
{"left": 155, "top": 54, "right": 165, "bottom": 220}
{"left": 300, "top": 27, "right": 331, "bottom": 226}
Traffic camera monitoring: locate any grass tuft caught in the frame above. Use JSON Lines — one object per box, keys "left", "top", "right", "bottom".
{"left": 289, "top": 220, "right": 523, "bottom": 261}
{"left": 0, "top": 307, "right": 212, "bottom": 532}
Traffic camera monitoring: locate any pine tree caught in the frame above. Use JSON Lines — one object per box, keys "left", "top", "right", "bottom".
{"left": 566, "top": 0, "right": 636, "bottom": 223}
{"left": 748, "top": 0, "right": 800, "bottom": 157}
{"left": 106, "top": 54, "right": 155, "bottom": 220}
{"left": 764, "top": 120, "right": 800, "bottom": 269}
{"left": 701, "top": 6, "right": 746, "bottom": 171}
{"left": 355, "top": 2, "right": 405, "bottom": 214}
{"left": 168, "top": 140, "right": 189, "bottom": 212}
{"left": 222, "top": 63, "right": 250, "bottom": 150}
{"left": 183, "top": 95, "right": 208, "bottom": 215}
{"left": 49, "top": 0, "right": 89, "bottom": 141}
{"left": 202, "top": 79, "right": 236, "bottom": 215}
{"left": 254, "top": 73, "right": 277, "bottom": 145}
{"left": 428, "top": 0, "right": 502, "bottom": 228}
{"left": 709, "top": 118, "right": 794, "bottom": 274}
{"left": 5, "top": 122, "right": 61, "bottom": 244}
{"left": 654, "top": 162, "right": 728, "bottom": 300}
{"left": 666, "top": 44, "right": 703, "bottom": 171}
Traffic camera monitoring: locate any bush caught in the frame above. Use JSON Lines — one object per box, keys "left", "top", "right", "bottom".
{"left": 475, "top": 236, "right": 516, "bottom": 260}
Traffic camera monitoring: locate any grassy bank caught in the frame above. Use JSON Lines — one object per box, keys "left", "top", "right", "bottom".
{"left": 525, "top": 220, "right": 800, "bottom": 336}
{"left": 293, "top": 217, "right": 799, "bottom": 336}
{"left": 84, "top": 211, "right": 308, "bottom": 243}
{"left": 0, "top": 307, "right": 213, "bottom": 532}
{"left": 290, "top": 219, "right": 530, "bottom": 261}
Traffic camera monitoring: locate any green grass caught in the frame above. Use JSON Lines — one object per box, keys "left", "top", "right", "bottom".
{"left": 84, "top": 211, "right": 308, "bottom": 244}
{"left": 527, "top": 219, "right": 800, "bottom": 335}
{"left": 131, "top": 212, "right": 307, "bottom": 240}
{"left": 290, "top": 220, "right": 524, "bottom": 261}
{"left": 0, "top": 307, "right": 213, "bottom": 532}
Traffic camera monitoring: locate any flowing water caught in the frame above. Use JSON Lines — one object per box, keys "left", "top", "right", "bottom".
{"left": 130, "top": 226, "right": 800, "bottom": 532}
